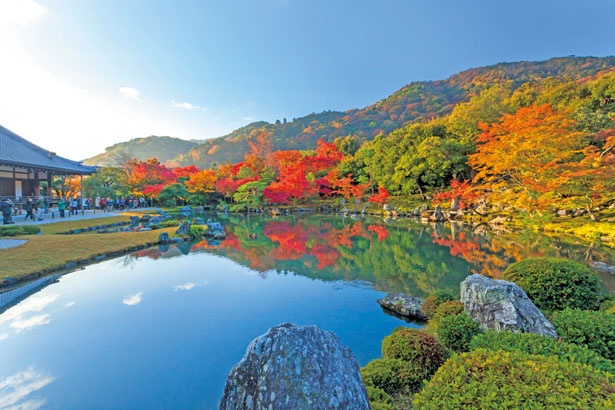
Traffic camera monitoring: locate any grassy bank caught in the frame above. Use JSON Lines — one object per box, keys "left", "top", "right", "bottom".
{"left": 0, "top": 215, "right": 177, "bottom": 284}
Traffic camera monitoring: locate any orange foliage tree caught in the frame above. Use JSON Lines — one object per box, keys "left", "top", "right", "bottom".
{"left": 469, "top": 104, "right": 584, "bottom": 210}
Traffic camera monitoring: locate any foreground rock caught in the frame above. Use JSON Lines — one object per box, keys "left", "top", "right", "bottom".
{"left": 220, "top": 323, "right": 369, "bottom": 410}
{"left": 377, "top": 293, "right": 427, "bottom": 321}
{"left": 461, "top": 274, "right": 558, "bottom": 338}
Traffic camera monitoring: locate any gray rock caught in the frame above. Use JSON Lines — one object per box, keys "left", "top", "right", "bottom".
{"left": 450, "top": 197, "right": 460, "bottom": 211}
{"left": 176, "top": 221, "right": 191, "bottom": 236}
{"left": 220, "top": 323, "right": 369, "bottom": 410}
{"left": 377, "top": 293, "right": 427, "bottom": 321}
{"left": 432, "top": 204, "right": 445, "bottom": 222}
{"left": 590, "top": 261, "right": 615, "bottom": 274}
{"left": 158, "top": 232, "right": 170, "bottom": 243}
{"left": 461, "top": 274, "right": 558, "bottom": 338}
{"left": 383, "top": 203, "right": 394, "bottom": 211}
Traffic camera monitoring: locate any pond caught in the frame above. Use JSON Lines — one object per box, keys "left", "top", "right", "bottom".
{"left": 1, "top": 214, "right": 613, "bottom": 409}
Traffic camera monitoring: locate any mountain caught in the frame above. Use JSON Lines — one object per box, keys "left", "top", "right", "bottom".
{"left": 83, "top": 136, "right": 199, "bottom": 167}
{"left": 86, "top": 56, "right": 615, "bottom": 168}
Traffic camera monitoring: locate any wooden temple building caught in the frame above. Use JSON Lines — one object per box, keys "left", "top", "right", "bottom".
{"left": 0, "top": 125, "right": 97, "bottom": 204}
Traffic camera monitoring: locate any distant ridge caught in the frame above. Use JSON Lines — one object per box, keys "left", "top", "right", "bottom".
{"left": 84, "top": 56, "right": 615, "bottom": 168}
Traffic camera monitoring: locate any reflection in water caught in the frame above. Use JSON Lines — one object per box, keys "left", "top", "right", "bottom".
{"left": 0, "top": 367, "right": 55, "bottom": 410}
{"left": 129, "top": 215, "right": 615, "bottom": 295}
{"left": 0, "top": 294, "right": 59, "bottom": 335}
{"left": 122, "top": 292, "right": 143, "bottom": 306}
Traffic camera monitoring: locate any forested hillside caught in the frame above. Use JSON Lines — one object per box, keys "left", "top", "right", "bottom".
{"left": 85, "top": 56, "right": 615, "bottom": 169}
{"left": 83, "top": 136, "right": 199, "bottom": 166}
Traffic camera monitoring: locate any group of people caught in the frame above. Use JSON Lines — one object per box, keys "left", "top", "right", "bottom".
{"left": 23, "top": 197, "right": 49, "bottom": 221}
{"left": 0, "top": 195, "right": 151, "bottom": 224}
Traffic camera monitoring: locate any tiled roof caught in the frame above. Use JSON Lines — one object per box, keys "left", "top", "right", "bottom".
{"left": 0, "top": 125, "right": 97, "bottom": 174}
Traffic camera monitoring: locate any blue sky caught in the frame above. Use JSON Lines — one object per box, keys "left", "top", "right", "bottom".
{"left": 1, "top": 0, "right": 614, "bottom": 159}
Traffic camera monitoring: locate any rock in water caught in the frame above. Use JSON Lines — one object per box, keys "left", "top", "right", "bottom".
{"left": 377, "top": 293, "right": 427, "bottom": 321}
{"left": 220, "top": 323, "right": 369, "bottom": 410}
{"left": 460, "top": 274, "right": 558, "bottom": 338}
{"left": 175, "top": 221, "right": 191, "bottom": 236}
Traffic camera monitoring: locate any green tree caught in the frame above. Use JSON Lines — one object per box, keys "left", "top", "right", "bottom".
{"left": 158, "top": 183, "right": 188, "bottom": 207}
{"left": 83, "top": 167, "right": 129, "bottom": 199}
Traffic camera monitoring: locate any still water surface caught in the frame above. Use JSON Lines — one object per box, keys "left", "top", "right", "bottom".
{"left": 1, "top": 214, "right": 613, "bottom": 409}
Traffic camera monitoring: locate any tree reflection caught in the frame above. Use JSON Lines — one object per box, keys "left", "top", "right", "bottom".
{"left": 127, "top": 215, "right": 615, "bottom": 295}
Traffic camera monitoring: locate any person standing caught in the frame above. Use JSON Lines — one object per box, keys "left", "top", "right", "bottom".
{"left": 57, "top": 197, "right": 67, "bottom": 218}
{"left": 24, "top": 198, "right": 35, "bottom": 221}
{"left": 37, "top": 197, "right": 45, "bottom": 220}
{"left": 1, "top": 198, "right": 14, "bottom": 224}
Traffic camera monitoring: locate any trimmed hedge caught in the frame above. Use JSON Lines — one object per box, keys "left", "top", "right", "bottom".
{"left": 360, "top": 358, "right": 421, "bottom": 395}
{"left": 436, "top": 311, "right": 482, "bottom": 352}
{"left": 381, "top": 328, "right": 447, "bottom": 376}
{"left": 421, "top": 290, "right": 455, "bottom": 319}
{"left": 503, "top": 257, "right": 602, "bottom": 311}
{"left": 551, "top": 308, "right": 615, "bottom": 361}
{"left": 470, "top": 330, "right": 615, "bottom": 373}
{"left": 365, "top": 386, "right": 394, "bottom": 410}
{"left": 0, "top": 225, "right": 41, "bottom": 236}
{"left": 424, "top": 300, "right": 464, "bottom": 334}
{"left": 413, "top": 349, "right": 615, "bottom": 409}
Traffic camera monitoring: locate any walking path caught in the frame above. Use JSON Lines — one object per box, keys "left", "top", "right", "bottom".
{"left": 1, "top": 207, "right": 158, "bottom": 250}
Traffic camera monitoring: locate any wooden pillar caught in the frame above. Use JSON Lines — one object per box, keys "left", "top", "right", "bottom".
{"left": 47, "top": 172, "right": 52, "bottom": 197}
{"left": 34, "top": 169, "right": 40, "bottom": 197}
{"left": 80, "top": 174, "right": 84, "bottom": 215}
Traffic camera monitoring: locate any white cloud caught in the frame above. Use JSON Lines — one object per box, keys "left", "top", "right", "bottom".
{"left": 173, "top": 282, "right": 196, "bottom": 291}
{"left": 123, "top": 292, "right": 143, "bottom": 306}
{"left": 242, "top": 117, "right": 255, "bottom": 122}
{"left": 0, "top": 0, "right": 48, "bottom": 27}
{"left": 11, "top": 314, "right": 51, "bottom": 333}
{"left": 171, "top": 100, "right": 207, "bottom": 111}
{"left": 173, "top": 281, "right": 209, "bottom": 291}
{"left": 63, "top": 301, "right": 76, "bottom": 308}
{"left": 0, "top": 294, "right": 59, "bottom": 333}
{"left": 0, "top": 333, "right": 8, "bottom": 341}
{"left": 119, "top": 86, "right": 141, "bottom": 101}
{"left": 0, "top": 367, "right": 55, "bottom": 410}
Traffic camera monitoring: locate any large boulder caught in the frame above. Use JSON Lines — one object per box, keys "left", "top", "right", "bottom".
{"left": 220, "top": 323, "right": 369, "bottom": 410}
{"left": 460, "top": 274, "right": 557, "bottom": 338}
{"left": 377, "top": 293, "right": 427, "bottom": 321}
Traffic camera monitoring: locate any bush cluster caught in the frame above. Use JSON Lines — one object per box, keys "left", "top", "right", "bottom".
{"left": 421, "top": 290, "right": 455, "bottom": 319}
{"left": 503, "top": 257, "right": 602, "bottom": 311}
{"left": 436, "top": 311, "right": 482, "bottom": 352}
{"left": 362, "top": 327, "right": 447, "bottom": 408}
{"left": 187, "top": 224, "right": 205, "bottom": 239}
{"left": 360, "top": 358, "right": 419, "bottom": 396}
{"left": 381, "top": 327, "right": 447, "bottom": 375}
{"left": 412, "top": 348, "right": 615, "bottom": 409}
{"left": 0, "top": 225, "right": 41, "bottom": 236}
{"left": 551, "top": 308, "right": 615, "bottom": 361}
{"left": 470, "top": 330, "right": 615, "bottom": 373}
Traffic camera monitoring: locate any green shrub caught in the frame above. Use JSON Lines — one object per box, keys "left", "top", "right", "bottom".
{"left": 0, "top": 225, "right": 41, "bottom": 236}
{"left": 503, "top": 257, "right": 602, "bottom": 311}
{"left": 424, "top": 300, "right": 464, "bottom": 334}
{"left": 158, "top": 220, "right": 180, "bottom": 228}
{"left": 437, "top": 312, "right": 482, "bottom": 352}
{"left": 470, "top": 330, "right": 615, "bottom": 373}
{"left": 421, "top": 290, "right": 455, "bottom": 319}
{"left": 413, "top": 349, "right": 615, "bottom": 409}
{"left": 365, "top": 386, "right": 394, "bottom": 410}
{"left": 188, "top": 225, "right": 205, "bottom": 239}
{"left": 381, "top": 327, "right": 447, "bottom": 376}
{"left": 360, "top": 358, "right": 420, "bottom": 395}
{"left": 551, "top": 308, "right": 615, "bottom": 361}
